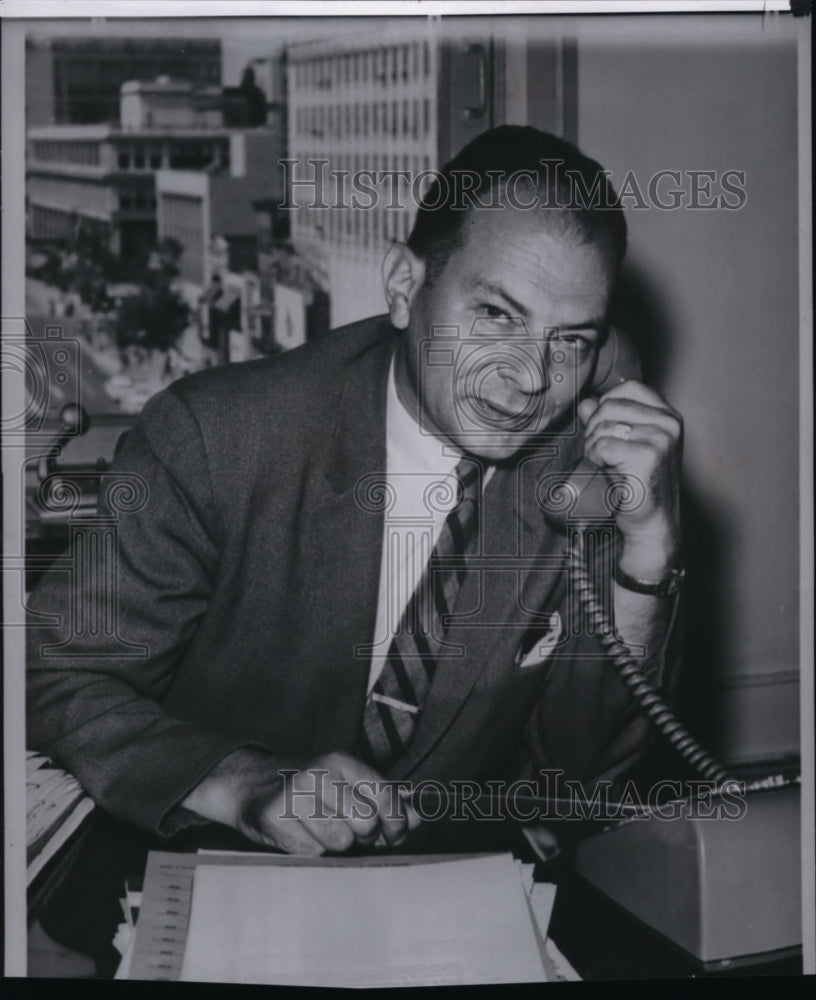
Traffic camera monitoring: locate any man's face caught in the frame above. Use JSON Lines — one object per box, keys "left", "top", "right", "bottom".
{"left": 394, "top": 207, "right": 615, "bottom": 461}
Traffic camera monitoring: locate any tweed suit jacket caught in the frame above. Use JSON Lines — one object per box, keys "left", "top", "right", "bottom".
{"left": 26, "top": 315, "right": 675, "bottom": 836}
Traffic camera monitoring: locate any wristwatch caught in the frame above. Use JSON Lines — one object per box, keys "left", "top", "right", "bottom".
{"left": 614, "top": 563, "right": 685, "bottom": 598}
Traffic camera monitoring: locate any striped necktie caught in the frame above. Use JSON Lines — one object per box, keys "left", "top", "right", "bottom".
{"left": 358, "top": 458, "right": 481, "bottom": 771}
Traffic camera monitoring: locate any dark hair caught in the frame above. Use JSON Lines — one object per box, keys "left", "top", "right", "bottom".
{"left": 407, "top": 125, "right": 627, "bottom": 285}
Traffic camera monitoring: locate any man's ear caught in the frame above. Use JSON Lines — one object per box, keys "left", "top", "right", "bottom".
{"left": 382, "top": 243, "right": 426, "bottom": 330}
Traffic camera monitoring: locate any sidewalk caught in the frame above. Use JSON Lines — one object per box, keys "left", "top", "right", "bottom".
{"left": 26, "top": 276, "right": 90, "bottom": 323}
{"left": 84, "top": 340, "right": 122, "bottom": 379}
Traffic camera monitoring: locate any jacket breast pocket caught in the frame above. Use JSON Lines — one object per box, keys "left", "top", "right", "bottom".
{"left": 514, "top": 611, "right": 562, "bottom": 671}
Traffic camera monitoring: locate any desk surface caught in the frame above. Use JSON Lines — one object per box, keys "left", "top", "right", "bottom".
{"left": 30, "top": 811, "right": 803, "bottom": 983}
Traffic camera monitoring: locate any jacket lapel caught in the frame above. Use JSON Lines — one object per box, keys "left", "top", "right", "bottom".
{"left": 302, "top": 325, "right": 397, "bottom": 753}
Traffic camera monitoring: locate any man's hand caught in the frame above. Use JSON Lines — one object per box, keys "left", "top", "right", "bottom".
{"left": 182, "top": 747, "right": 420, "bottom": 855}
{"left": 578, "top": 379, "right": 683, "bottom": 579}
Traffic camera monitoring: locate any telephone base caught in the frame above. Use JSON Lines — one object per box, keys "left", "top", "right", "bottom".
{"left": 571, "top": 785, "right": 801, "bottom": 968}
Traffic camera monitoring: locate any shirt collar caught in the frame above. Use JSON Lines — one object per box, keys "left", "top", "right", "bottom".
{"left": 386, "top": 353, "right": 462, "bottom": 478}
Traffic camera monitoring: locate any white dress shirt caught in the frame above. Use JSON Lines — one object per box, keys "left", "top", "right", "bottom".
{"left": 368, "top": 357, "right": 493, "bottom": 692}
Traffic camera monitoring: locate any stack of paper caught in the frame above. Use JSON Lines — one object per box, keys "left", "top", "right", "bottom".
{"left": 125, "top": 851, "right": 565, "bottom": 986}
{"left": 26, "top": 751, "right": 94, "bottom": 886}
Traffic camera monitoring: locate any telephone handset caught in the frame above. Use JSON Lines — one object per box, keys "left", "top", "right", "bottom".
{"left": 543, "top": 326, "right": 642, "bottom": 533}
{"left": 589, "top": 323, "right": 643, "bottom": 397}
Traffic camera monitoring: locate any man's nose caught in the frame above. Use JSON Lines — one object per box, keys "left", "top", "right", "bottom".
{"left": 493, "top": 344, "right": 549, "bottom": 397}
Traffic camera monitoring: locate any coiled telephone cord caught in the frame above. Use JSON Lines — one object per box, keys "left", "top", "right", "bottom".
{"left": 568, "top": 534, "right": 734, "bottom": 790}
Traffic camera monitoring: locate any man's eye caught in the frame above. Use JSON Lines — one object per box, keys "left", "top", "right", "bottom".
{"left": 480, "top": 304, "right": 523, "bottom": 328}
{"left": 549, "top": 334, "right": 595, "bottom": 361}
{"left": 481, "top": 304, "right": 511, "bottom": 320}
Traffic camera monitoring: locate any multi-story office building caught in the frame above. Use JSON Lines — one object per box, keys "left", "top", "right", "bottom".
{"left": 120, "top": 78, "right": 223, "bottom": 131}
{"left": 27, "top": 122, "right": 232, "bottom": 266}
{"left": 26, "top": 75, "right": 282, "bottom": 270}
{"left": 155, "top": 127, "right": 283, "bottom": 289}
{"left": 25, "top": 36, "right": 222, "bottom": 126}
{"left": 286, "top": 35, "right": 438, "bottom": 327}
{"left": 155, "top": 127, "right": 285, "bottom": 360}
{"left": 285, "top": 26, "right": 577, "bottom": 329}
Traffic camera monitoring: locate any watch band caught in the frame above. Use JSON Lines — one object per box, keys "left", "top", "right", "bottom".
{"left": 614, "top": 564, "right": 685, "bottom": 598}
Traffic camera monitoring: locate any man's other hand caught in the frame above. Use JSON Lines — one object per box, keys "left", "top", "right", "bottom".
{"left": 182, "top": 747, "right": 420, "bottom": 855}
{"left": 578, "top": 379, "right": 682, "bottom": 579}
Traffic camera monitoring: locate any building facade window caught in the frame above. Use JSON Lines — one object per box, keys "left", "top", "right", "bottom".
{"left": 31, "top": 139, "right": 101, "bottom": 165}
{"left": 287, "top": 35, "right": 438, "bottom": 271}
{"left": 160, "top": 192, "right": 205, "bottom": 285}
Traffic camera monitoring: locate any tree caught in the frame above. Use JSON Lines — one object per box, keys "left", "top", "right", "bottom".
{"left": 115, "top": 240, "right": 189, "bottom": 355}
{"left": 115, "top": 284, "right": 189, "bottom": 355}
{"left": 71, "top": 219, "right": 118, "bottom": 307}
{"left": 138, "top": 236, "right": 184, "bottom": 290}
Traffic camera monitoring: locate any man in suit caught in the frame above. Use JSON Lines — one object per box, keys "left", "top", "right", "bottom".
{"left": 27, "top": 126, "right": 683, "bottom": 859}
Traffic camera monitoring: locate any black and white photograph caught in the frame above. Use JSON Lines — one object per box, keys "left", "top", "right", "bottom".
{"left": 2, "top": 0, "right": 813, "bottom": 989}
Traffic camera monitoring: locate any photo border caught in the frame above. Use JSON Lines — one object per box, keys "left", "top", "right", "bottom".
{"left": 2, "top": 0, "right": 813, "bottom": 984}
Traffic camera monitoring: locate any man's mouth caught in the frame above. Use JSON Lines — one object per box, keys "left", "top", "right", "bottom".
{"left": 469, "top": 395, "right": 542, "bottom": 427}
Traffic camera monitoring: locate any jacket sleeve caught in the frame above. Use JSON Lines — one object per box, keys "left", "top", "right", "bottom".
{"left": 26, "top": 387, "right": 264, "bottom": 836}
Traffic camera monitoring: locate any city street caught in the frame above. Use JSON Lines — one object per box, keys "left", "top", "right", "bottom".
{"left": 25, "top": 313, "right": 118, "bottom": 420}
{"left": 25, "top": 277, "right": 119, "bottom": 418}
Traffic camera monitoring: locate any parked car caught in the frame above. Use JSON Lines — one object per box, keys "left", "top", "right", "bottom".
{"left": 25, "top": 404, "right": 136, "bottom": 590}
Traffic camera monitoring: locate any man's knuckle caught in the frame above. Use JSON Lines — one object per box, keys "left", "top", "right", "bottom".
{"left": 321, "top": 822, "right": 355, "bottom": 852}
{"left": 352, "top": 812, "right": 380, "bottom": 836}
{"left": 647, "top": 426, "right": 669, "bottom": 447}
{"left": 319, "top": 751, "right": 345, "bottom": 772}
